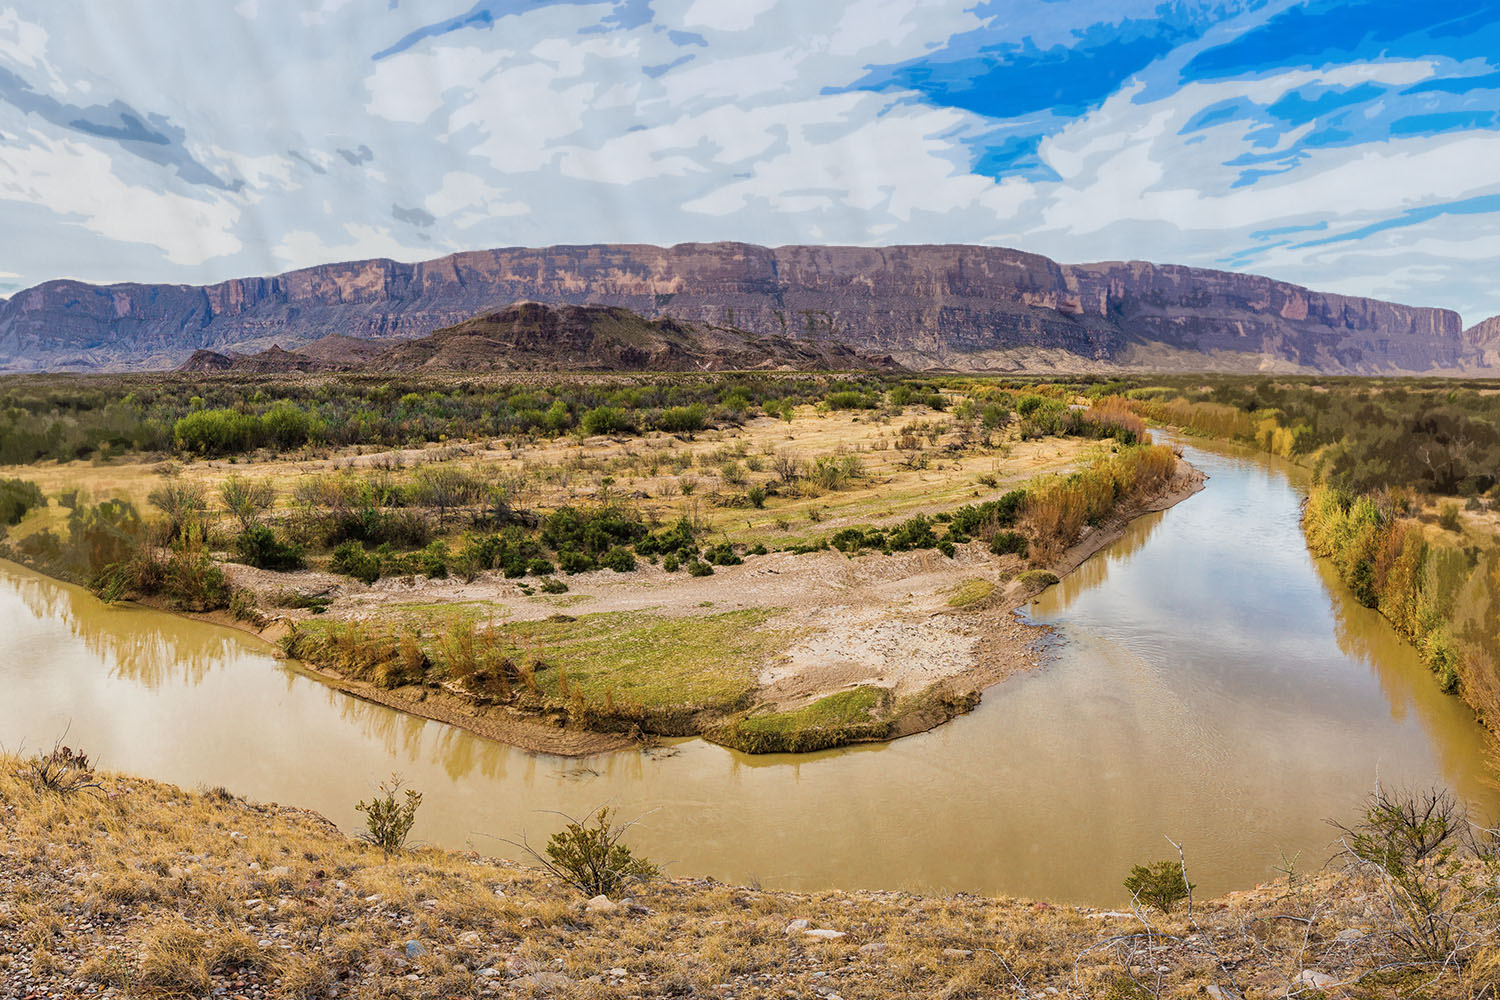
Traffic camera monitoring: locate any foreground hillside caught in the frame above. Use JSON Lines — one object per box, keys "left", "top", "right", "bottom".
{"left": 4, "top": 757, "right": 1499, "bottom": 999}
{"left": 5, "top": 242, "right": 1498, "bottom": 374}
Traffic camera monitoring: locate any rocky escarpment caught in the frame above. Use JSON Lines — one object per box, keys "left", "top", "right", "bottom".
{"left": 1463, "top": 315, "right": 1500, "bottom": 369}
{"left": 0, "top": 242, "right": 1482, "bottom": 373}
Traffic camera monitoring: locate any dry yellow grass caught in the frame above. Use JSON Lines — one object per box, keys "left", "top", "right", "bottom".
{"left": 4, "top": 755, "right": 1499, "bottom": 998}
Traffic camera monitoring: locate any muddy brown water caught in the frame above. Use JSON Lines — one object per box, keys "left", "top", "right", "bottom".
{"left": 2, "top": 439, "right": 1496, "bottom": 904}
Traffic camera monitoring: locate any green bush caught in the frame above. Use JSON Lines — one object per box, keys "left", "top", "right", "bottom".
{"left": 540, "top": 577, "right": 568, "bottom": 594}
{"left": 657, "top": 404, "right": 708, "bottom": 434}
{"left": 686, "top": 559, "right": 713, "bottom": 576}
{"left": 558, "top": 548, "right": 598, "bottom": 574}
{"left": 233, "top": 524, "right": 305, "bottom": 571}
{"left": 989, "top": 531, "right": 1029, "bottom": 557}
{"left": 531, "top": 808, "right": 660, "bottom": 898}
{"left": 704, "top": 543, "right": 742, "bottom": 566}
{"left": 331, "top": 540, "right": 381, "bottom": 584}
{"left": 600, "top": 546, "right": 636, "bottom": 572}
{"left": 420, "top": 541, "right": 449, "bottom": 579}
{"left": 887, "top": 515, "right": 937, "bottom": 551}
{"left": 355, "top": 775, "right": 423, "bottom": 856}
{"left": 581, "top": 406, "right": 636, "bottom": 436}
{"left": 662, "top": 552, "right": 681, "bottom": 572}
{"left": 1123, "top": 860, "right": 1194, "bottom": 914}
{"left": 173, "top": 408, "right": 260, "bottom": 456}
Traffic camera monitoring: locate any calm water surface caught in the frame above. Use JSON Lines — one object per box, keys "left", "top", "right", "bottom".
{"left": 2, "top": 439, "right": 1494, "bottom": 904}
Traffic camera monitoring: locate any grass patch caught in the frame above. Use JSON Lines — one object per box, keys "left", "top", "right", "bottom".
{"left": 711, "top": 686, "right": 892, "bottom": 753}
{"left": 508, "top": 609, "right": 788, "bottom": 719}
{"left": 1016, "top": 569, "right": 1059, "bottom": 594}
{"left": 947, "top": 578, "right": 997, "bottom": 609}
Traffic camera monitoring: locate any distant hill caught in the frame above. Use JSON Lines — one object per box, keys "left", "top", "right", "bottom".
{"left": 5, "top": 241, "right": 1496, "bottom": 374}
{"left": 177, "top": 302, "right": 900, "bottom": 374}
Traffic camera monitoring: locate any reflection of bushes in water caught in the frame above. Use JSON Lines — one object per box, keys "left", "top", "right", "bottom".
{"left": 7, "top": 499, "right": 229, "bottom": 613}
{"left": 1303, "top": 485, "right": 1500, "bottom": 722}
{"left": 0, "top": 565, "right": 247, "bottom": 689}
{"left": 0, "top": 477, "right": 45, "bottom": 526}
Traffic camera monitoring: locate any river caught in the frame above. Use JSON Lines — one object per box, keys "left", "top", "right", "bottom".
{"left": 2, "top": 439, "right": 1494, "bottom": 904}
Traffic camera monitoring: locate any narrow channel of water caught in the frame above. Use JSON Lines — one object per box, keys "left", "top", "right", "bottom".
{"left": 1, "top": 440, "right": 1494, "bottom": 903}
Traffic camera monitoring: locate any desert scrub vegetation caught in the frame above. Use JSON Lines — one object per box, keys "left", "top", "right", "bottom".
{"left": 355, "top": 774, "right": 424, "bottom": 855}
{"left": 0, "top": 371, "right": 911, "bottom": 463}
{"left": 8, "top": 757, "right": 1500, "bottom": 999}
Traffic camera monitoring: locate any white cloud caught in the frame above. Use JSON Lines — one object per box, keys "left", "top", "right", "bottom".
{"left": 300, "top": 0, "right": 355, "bottom": 27}
{"left": 273, "top": 223, "right": 435, "bottom": 269}
{"left": 682, "top": 0, "right": 780, "bottom": 32}
{"left": 0, "top": 8, "right": 65, "bottom": 92}
{"left": 0, "top": 131, "right": 241, "bottom": 264}
{"left": 424, "top": 171, "right": 529, "bottom": 227}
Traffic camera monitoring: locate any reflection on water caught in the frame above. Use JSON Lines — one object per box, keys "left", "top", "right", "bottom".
{"left": 2, "top": 435, "right": 1496, "bottom": 904}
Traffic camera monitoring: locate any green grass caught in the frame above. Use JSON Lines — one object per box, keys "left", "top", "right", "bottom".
{"left": 506, "top": 608, "right": 789, "bottom": 714}
{"left": 712, "top": 686, "right": 893, "bottom": 753}
{"left": 947, "top": 578, "right": 996, "bottom": 608}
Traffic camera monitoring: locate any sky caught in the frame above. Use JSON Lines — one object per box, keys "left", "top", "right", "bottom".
{"left": 2, "top": 0, "right": 1499, "bottom": 323}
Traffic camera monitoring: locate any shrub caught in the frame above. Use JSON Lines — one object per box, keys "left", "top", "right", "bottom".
{"left": 161, "top": 531, "right": 231, "bottom": 611}
{"left": 887, "top": 515, "right": 937, "bottom": 551}
{"left": 581, "top": 406, "right": 636, "bottom": 436}
{"left": 356, "top": 774, "right": 423, "bottom": 855}
{"left": 989, "top": 530, "right": 1028, "bottom": 557}
{"left": 25, "top": 739, "right": 100, "bottom": 796}
{"left": 540, "top": 577, "right": 568, "bottom": 594}
{"left": 600, "top": 546, "right": 637, "bottom": 572}
{"left": 331, "top": 540, "right": 381, "bottom": 584}
{"left": 1123, "top": 860, "right": 1194, "bottom": 914}
{"left": 1438, "top": 502, "right": 1461, "bottom": 532}
{"left": 219, "top": 474, "right": 276, "bottom": 529}
{"left": 558, "top": 548, "right": 598, "bottom": 574}
{"left": 662, "top": 552, "right": 681, "bottom": 572}
{"left": 686, "top": 559, "right": 713, "bottom": 576}
{"left": 1331, "top": 786, "right": 1498, "bottom": 962}
{"left": 420, "top": 541, "right": 449, "bottom": 579}
{"left": 704, "top": 543, "right": 742, "bottom": 566}
{"left": 529, "top": 807, "right": 660, "bottom": 897}
{"left": 657, "top": 403, "right": 707, "bottom": 434}
{"left": 826, "top": 390, "right": 878, "bottom": 410}
{"left": 233, "top": 524, "right": 305, "bottom": 570}
{"left": 174, "top": 407, "right": 260, "bottom": 456}
{"left": 527, "top": 557, "right": 555, "bottom": 576}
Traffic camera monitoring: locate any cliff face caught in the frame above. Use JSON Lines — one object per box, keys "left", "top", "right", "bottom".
{"left": 1463, "top": 316, "right": 1500, "bottom": 370}
{"left": 0, "top": 242, "right": 1479, "bottom": 373}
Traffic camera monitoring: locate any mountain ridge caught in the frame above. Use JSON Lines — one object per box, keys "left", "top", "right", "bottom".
{"left": 1, "top": 241, "right": 1493, "bottom": 374}
{"left": 178, "top": 302, "right": 900, "bottom": 374}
